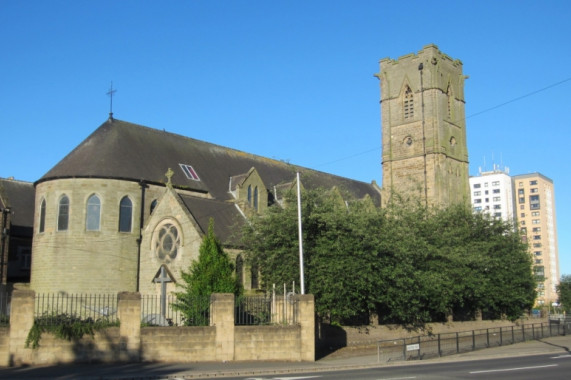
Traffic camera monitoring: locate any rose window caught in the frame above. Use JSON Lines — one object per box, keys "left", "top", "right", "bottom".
{"left": 155, "top": 223, "right": 180, "bottom": 261}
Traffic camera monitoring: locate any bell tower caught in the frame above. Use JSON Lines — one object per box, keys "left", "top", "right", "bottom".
{"left": 375, "top": 44, "right": 470, "bottom": 206}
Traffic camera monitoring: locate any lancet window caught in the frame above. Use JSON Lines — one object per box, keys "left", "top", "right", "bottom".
{"left": 57, "top": 195, "right": 69, "bottom": 231}
{"left": 119, "top": 196, "right": 133, "bottom": 232}
{"left": 86, "top": 194, "right": 101, "bottom": 231}
{"left": 39, "top": 199, "right": 46, "bottom": 233}
{"left": 403, "top": 86, "right": 414, "bottom": 120}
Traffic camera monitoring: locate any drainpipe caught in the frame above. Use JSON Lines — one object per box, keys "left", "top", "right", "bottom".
{"left": 136, "top": 181, "right": 148, "bottom": 292}
{"left": 0, "top": 208, "right": 11, "bottom": 286}
{"left": 419, "top": 62, "right": 428, "bottom": 207}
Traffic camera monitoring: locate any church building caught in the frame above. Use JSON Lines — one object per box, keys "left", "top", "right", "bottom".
{"left": 2, "top": 44, "right": 470, "bottom": 298}
{"left": 30, "top": 118, "right": 381, "bottom": 296}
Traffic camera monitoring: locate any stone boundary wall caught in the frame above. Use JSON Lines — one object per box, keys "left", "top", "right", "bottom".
{"left": 319, "top": 318, "right": 550, "bottom": 349}
{"left": 0, "top": 328, "right": 8, "bottom": 364}
{"left": 235, "top": 325, "right": 300, "bottom": 361}
{"left": 0, "top": 290, "right": 315, "bottom": 366}
{"left": 141, "top": 327, "right": 216, "bottom": 362}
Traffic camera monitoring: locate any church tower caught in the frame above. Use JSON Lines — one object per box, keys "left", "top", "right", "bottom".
{"left": 376, "top": 44, "right": 469, "bottom": 206}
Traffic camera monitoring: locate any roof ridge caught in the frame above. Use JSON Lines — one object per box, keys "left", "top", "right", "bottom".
{"left": 0, "top": 177, "right": 34, "bottom": 185}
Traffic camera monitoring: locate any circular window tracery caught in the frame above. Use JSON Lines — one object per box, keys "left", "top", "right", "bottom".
{"left": 154, "top": 222, "right": 180, "bottom": 262}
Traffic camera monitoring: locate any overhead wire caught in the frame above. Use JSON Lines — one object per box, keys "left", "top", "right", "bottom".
{"left": 315, "top": 76, "right": 571, "bottom": 169}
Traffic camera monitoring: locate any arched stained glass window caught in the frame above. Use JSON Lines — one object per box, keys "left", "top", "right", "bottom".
{"left": 86, "top": 194, "right": 101, "bottom": 231}
{"left": 58, "top": 195, "right": 69, "bottom": 231}
{"left": 39, "top": 199, "right": 46, "bottom": 233}
{"left": 119, "top": 196, "right": 133, "bottom": 232}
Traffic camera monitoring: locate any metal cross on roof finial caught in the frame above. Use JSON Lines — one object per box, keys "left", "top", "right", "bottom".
{"left": 165, "top": 168, "right": 174, "bottom": 188}
{"left": 106, "top": 82, "right": 117, "bottom": 120}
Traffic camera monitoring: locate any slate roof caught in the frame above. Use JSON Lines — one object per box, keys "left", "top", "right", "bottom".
{"left": 179, "top": 195, "right": 244, "bottom": 246}
{"left": 38, "top": 118, "right": 381, "bottom": 206}
{"left": 0, "top": 178, "right": 35, "bottom": 230}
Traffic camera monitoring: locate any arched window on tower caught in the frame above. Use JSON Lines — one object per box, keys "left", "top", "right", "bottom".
{"left": 119, "top": 196, "right": 133, "bottom": 232}
{"left": 86, "top": 194, "right": 101, "bottom": 231}
{"left": 403, "top": 86, "right": 414, "bottom": 120}
{"left": 447, "top": 84, "right": 454, "bottom": 120}
{"left": 39, "top": 199, "right": 46, "bottom": 233}
{"left": 57, "top": 195, "right": 69, "bottom": 231}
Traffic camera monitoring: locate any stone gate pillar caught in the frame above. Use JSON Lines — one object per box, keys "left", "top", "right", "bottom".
{"left": 117, "top": 292, "right": 141, "bottom": 359}
{"left": 8, "top": 289, "right": 35, "bottom": 366}
{"left": 296, "top": 294, "right": 315, "bottom": 362}
{"left": 211, "top": 293, "right": 235, "bottom": 361}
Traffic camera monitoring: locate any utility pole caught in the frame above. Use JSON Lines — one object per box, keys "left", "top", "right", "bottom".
{"left": 296, "top": 172, "right": 305, "bottom": 294}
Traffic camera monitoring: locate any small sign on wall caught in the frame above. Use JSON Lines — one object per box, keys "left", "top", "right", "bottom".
{"left": 406, "top": 343, "right": 420, "bottom": 351}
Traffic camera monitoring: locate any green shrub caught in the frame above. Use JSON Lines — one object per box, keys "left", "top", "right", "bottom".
{"left": 26, "top": 313, "right": 119, "bottom": 349}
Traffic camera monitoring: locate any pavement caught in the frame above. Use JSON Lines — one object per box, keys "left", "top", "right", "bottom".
{"left": 1, "top": 335, "right": 570, "bottom": 379}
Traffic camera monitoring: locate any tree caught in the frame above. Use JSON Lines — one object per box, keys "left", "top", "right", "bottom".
{"left": 242, "top": 187, "right": 383, "bottom": 324}
{"left": 424, "top": 204, "right": 535, "bottom": 322}
{"left": 242, "top": 187, "right": 536, "bottom": 326}
{"left": 172, "top": 218, "right": 242, "bottom": 325}
{"left": 306, "top": 190, "right": 384, "bottom": 324}
{"left": 376, "top": 196, "right": 444, "bottom": 326}
{"left": 476, "top": 215, "right": 536, "bottom": 321}
{"left": 557, "top": 275, "right": 571, "bottom": 312}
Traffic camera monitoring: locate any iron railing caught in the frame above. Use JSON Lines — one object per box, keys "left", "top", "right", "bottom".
{"left": 235, "top": 296, "right": 272, "bottom": 325}
{"left": 34, "top": 293, "right": 118, "bottom": 326}
{"left": 235, "top": 294, "right": 299, "bottom": 326}
{"left": 29, "top": 292, "right": 299, "bottom": 328}
{"left": 141, "top": 294, "right": 210, "bottom": 326}
{"left": 377, "top": 321, "right": 570, "bottom": 363}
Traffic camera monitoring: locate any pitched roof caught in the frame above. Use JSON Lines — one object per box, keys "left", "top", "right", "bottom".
{"left": 179, "top": 195, "right": 244, "bottom": 246}
{"left": 0, "top": 178, "right": 35, "bottom": 227}
{"left": 38, "top": 118, "right": 381, "bottom": 205}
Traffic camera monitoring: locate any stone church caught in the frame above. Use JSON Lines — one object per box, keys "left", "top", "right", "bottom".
{"left": 30, "top": 118, "right": 382, "bottom": 295}
{"left": 3, "top": 44, "right": 469, "bottom": 296}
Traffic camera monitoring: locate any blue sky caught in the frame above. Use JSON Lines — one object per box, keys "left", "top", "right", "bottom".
{"left": 2, "top": 1, "right": 570, "bottom": 276}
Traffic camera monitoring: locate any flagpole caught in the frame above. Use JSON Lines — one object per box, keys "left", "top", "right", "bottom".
{"left": 296, "top": 172, "right": 305, "bottom": 295}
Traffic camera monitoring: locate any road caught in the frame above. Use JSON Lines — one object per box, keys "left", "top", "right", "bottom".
{"left": 233, "top": 353, "right": 571, "bottom": 380}
{"left": 1, "top": 335, "right": 569, "bottom": 379}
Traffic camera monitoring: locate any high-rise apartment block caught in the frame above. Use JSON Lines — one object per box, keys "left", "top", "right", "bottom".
{"left": 513, "top": 173, "right": 559, "bottom": 306}
{"left": 470, "top": 171, "right": 560, "bottom": 306}
{"left": 469, "top": 166, "right": 514, "bottom": 223}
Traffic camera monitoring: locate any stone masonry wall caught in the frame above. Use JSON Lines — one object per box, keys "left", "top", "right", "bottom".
{"left": 378, "top": 45, "right": 469, "bottom": 206}
{"left": 140, "top": 327, "right": 216, "bottom": 362}
{"left": 0, "top": 327, "right": 8, "bottom": 366}
{"left": 319, "top": 319, "right": 550, "bottom": 349}
{"left": 32, "top": 179, "right": 140, "bottom": 293}
{"left": 138, "top": 187, "right": 203, "bottom": 296}
{"left": 1, "top": 292, "right": 315, "bottom": 366}
{"left": 234, "top": 326, "right": 300, "bottom": 361}
{"left": 32, "top": 179, "right": 168, "bottom": 294}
